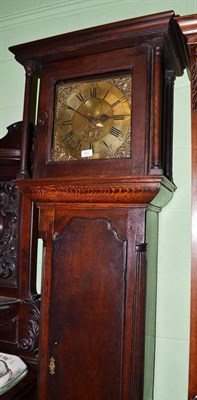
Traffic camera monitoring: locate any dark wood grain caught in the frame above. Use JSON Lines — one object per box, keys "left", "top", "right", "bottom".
{"left": 49, "top": 218, "right": 126, "bottom": 399}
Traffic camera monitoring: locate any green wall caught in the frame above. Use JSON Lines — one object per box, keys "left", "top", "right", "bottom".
{"left": 0, "top": 1, "right": 196, "bottom": 399}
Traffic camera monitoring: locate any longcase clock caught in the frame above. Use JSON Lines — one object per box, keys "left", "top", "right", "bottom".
{"left": 10, "top": 10, "right": 189, "bottom": 400}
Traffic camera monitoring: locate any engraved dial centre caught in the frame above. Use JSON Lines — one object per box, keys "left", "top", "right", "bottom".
{"left": 72, "top": 98, "right": 114, "bottom": 143}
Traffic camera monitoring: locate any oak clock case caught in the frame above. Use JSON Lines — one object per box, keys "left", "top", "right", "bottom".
{"left": 9, "top": 10, "right": 189, "bottom": 400}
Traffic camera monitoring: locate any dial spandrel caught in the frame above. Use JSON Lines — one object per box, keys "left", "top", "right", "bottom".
{"left": 52, "top": 74, "right": 132, "bottom": 161}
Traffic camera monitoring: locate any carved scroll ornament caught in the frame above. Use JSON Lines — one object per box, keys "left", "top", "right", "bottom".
{"left": 19, "top": 299, "right": 40, "bottom": 355}
{"left": 191, "top": 45, "right": 197, "bottom": 112}
{"left": 0, "top": 183, "right": 19, "bottom": 281}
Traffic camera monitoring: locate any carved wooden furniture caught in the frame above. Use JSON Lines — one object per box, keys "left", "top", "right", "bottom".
{"left": 0, "top": 122, "right": 39, "bottom": 398}
{"left": 7, "top": 10, "right": 189, "bottom": 400}
{"left": 177, "top": 14, "right": 197, "bottom": 400}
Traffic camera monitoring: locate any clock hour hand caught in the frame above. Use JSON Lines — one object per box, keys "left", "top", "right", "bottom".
{"left": 99, "top": 114, "right": 113, "bottom": 122}
{"left": 65, "top": 104, "right": 94, "bottom": 123}
{"left": 98, "top": 114, "right": 124, "bottom": 122}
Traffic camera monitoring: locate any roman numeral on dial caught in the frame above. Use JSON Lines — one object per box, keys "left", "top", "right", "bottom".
{"left": 58, "top": 119, "right": 71, "bottom": 126}
{"left": 64, "top": 130, "right": 74, "bottom": 141}
{"left": 103, "top": 89, "right": 110, "bottom": 100}
{"left": 114, "top": 115, "right": 124, "bottom": 120}
{"left": 89, "top": 143, "right": 94, "bottom": 152}
{"left": 76, "top": 93, "right": 84, "bottom": 102}
{"left": 90, "top": 87, "right": 97, "bottom": 98}
{"left": 111, "top": 96, "right": 127, "bottom": 107}
{"left": 73, "top": 139, "right": 82, "bottom": 151}
{"left": 111, "top": 99, "right": 121, "bottom": 108}
{"left": 109, "top": 126, "right": 122, "bottom": 137}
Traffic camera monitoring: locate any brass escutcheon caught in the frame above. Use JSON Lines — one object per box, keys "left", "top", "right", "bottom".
{"left": 49, "top": 357, "right": 55, "bottom": 375}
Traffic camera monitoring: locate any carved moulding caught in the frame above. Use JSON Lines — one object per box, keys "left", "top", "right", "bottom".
{"left": 176, "top": 16, "right": 197, "bottom": 112}
{"left": 15, "top": 176, "right": 176, "bottom": 209}
{"left": 0, "top": 182, "right": 19, "bottom": 284}
{"left": 19, "top": 298, "right": 40, "bottom": 357}
{"left": 191, "top": 44, "right": 197, "bottom": 112}
{"left": 0, "top": 297, "right": 40, "bottom": 361}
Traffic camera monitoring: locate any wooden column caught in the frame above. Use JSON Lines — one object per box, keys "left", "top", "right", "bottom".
{"left": 163, "top": 71, "right": 175, "bottom": 181}
{"left": 151, "top": 46, "right": 163, "bottom": 174}
{"left": 17, "top": 60, "right": 36, "bottom": 179}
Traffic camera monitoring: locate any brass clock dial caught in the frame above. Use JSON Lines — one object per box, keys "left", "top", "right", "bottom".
{"left": 53, "top": 75, "right": 131, "bottom": 161}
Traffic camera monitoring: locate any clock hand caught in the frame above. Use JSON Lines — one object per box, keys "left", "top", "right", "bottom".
{"left": 65, "top": 105, "right": 94, "bottom": 123}
{"left": 99, "top": 114, "right": 113, "bottom": 122}
{"left": 98, "top": 114, "right": 130, "bottom": 122}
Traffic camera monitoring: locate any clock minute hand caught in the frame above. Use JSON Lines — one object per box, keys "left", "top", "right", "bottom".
{"left": 65, "top": 105, "right": 94, "bottom": 122}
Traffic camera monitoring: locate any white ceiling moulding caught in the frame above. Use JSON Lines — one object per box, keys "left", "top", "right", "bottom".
{"left": 0, "top": 0, "right": 119, "bottom": 30}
